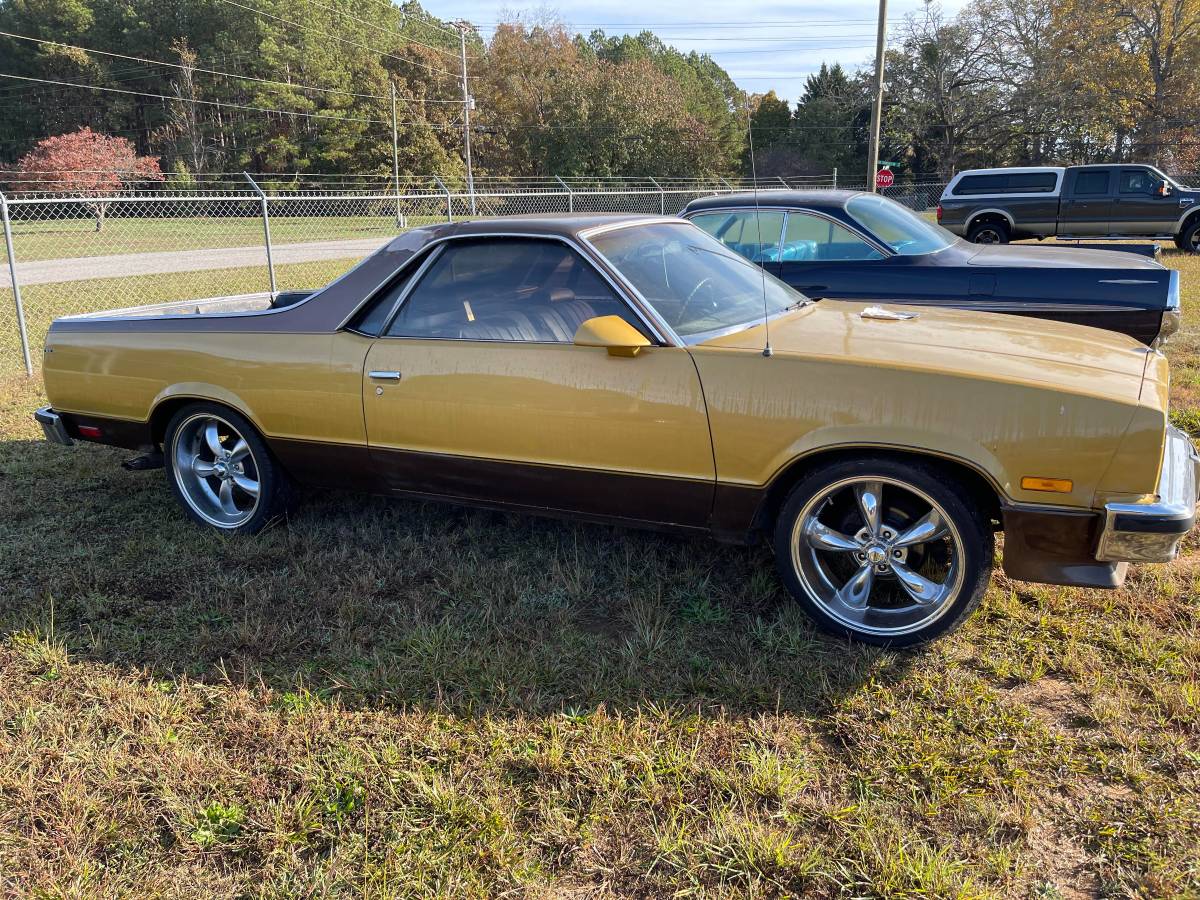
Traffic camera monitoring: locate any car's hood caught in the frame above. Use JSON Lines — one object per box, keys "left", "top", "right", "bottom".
{"left": 964, "top": 242, "right": 1164, "bottom": 270}
{"left": 698, "top": 300, "right": 1155, "bottom": 403}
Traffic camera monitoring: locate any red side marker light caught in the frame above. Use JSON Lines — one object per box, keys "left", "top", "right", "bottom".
{"left": 935, "top": 204, "right": 943, "bottom": 223}
{"left": 77, "top": 425, "right": 103, "bottom": 439}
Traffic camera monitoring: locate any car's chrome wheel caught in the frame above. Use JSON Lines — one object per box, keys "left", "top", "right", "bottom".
{"left": 787, "top": 474, "right": 970, "bottom": 640}
{"left": 170, "top": 412, "right": 262, "bottom": 528}
{"left": 973, "top": 227, "right": 1003, "bottom": 244}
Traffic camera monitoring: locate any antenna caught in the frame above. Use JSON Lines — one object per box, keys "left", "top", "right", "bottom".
{"left": 746, "top": 113, "right": 773, "bottom": 358}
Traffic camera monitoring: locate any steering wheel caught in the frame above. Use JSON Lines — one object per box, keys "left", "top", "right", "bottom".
{"left": 678, "top": 276, "right": 716, "bottom": 324}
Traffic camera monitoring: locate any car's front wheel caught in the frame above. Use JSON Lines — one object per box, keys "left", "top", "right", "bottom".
{"left": 773, "top": 458, "right": 993, "bottom": 646}
{"left": 164, "top": 402, "right": 287, "bottom": 534}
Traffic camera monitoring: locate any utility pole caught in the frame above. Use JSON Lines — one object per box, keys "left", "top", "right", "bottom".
{"left": 390, "top": 81, "right": 402, "bottom": 227}
{"left": 453, "top": 21, "right": 476, "bottom": 215}
{"left": 866, "top": 0, "right": 888, "bottom": 191}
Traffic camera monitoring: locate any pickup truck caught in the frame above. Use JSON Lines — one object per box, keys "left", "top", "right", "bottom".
{"left": 937, "top": 164, "right": 1200, "bottom": 252}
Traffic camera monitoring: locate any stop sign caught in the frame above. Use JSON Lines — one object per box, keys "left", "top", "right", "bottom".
{"left": 876, "top": 167, "right": 894, "bottom": 189}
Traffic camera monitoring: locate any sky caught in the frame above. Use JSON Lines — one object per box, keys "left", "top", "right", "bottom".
{"left": 439, "top": 0, "right": 971, "bottom": 104}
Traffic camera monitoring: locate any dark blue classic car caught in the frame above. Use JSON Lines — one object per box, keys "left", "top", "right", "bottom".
{"left": 681, "top": 191, "right": 1181, "bottom": 346}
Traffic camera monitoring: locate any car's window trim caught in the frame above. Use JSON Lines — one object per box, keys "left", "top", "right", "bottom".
{"left": 343, "top": 244, "right": 442, "bottom": 336}
{"left": 779, "top": 210, "right": 890, "bottom": 263}
{"left": 688, "top": 208, "right": 788, "bottom": 264}
{"left": 844, "top": 195, "right": 956, "bottom": 257}
{"left": 582, "top": 218, "right": 813, "bottom": 346}
{"left": 368, "top": 232, "right": 674, "bottom": 347}
{"left": 682, "top": 205, "right": 893, "bottom": 259}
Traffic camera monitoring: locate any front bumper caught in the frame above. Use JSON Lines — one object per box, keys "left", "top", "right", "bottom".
{"left": 1096, "top": 424, "right": 1199, "bottom": 563}
{"left": 35, "top": 406, "right": 73, "bottom": 446}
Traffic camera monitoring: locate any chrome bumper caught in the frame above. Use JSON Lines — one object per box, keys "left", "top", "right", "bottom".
{"left": 1096, "top": 424, "right": 1199, "bottom": 563}
{"left": 34, "top": 406, "right": 73, "bottom": 446}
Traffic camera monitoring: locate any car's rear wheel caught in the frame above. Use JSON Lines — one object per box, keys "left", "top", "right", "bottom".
{"left": 967, "top": 219, "right": 1010, "bottom": 244}
{"left": 1179, "top": 218, "right": 1200, "bottom": 255}
{"left": 164, "top": 402, "right": 287, "bottom": 534}
{"left": 773, "top": 458, "right": 992, "bottom": 647}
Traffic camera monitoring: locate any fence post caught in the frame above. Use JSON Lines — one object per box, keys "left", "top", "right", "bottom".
{"left": 832, "top": 167, "right": 838, "bottom": 189}
{"left": 433, "top": 176, "right": 453, "bottom": 222}
{"left": 554, "top": 176, "right": 574, "bottom": 213}
{"left": 243, "top": 173, "right": 276, "bottom": 294}
{"left": 0, "top": 192, "right": 33, "bottom": 376}
{"left": 719, "top": 177, "right": 734, "bottom": 194}
{"left": 647, "top": 177, "right": 665, "bottom": 215}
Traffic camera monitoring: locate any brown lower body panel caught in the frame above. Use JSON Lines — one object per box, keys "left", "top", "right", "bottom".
{"left": 270, "top": 437, "right": 719, "bottom": 532}
{"left": 56, "top": 412, "right": 154, "bottom": 450}
{"left": 1001, "top": 504, "right": 1126, "bottom": 589}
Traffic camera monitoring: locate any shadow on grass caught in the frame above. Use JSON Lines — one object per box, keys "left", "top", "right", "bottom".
{"left": 0, "top": 437, "right": 915, "bottom": 719}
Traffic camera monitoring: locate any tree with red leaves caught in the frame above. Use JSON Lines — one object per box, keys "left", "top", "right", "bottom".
{"left": 12, "top": 128, "right": 164, "bottom": 231}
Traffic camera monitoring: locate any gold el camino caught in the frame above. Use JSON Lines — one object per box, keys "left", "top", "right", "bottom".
{"left": 35, "top": 215, "right": 1200, "bottom": 645}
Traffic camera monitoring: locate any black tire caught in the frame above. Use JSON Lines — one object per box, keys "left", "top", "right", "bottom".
{"left": 967, "top": 219, "right": 1010, "bottom": 245}
{"left": 1178, "top": 218, "right": 1200, "bottom": 255}
{"left": 772, "top": 457, "right": 993, "bottom": 647}
{"left": 163, "top": 401, "right": 288, "bottom": 534}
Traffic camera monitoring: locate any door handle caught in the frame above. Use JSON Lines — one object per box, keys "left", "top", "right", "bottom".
{"left": 369, "top": 370, "right": 401, "bottom": 381}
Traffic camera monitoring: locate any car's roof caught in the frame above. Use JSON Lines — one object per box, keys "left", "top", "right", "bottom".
{"left": 406, "top": 212, "right": 673, "bottom": 241}
{"left": 683, "top": 190, "right": 862, "bottom": 213}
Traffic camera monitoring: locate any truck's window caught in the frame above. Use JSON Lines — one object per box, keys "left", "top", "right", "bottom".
{"left": 1007, "top": 173, "right": 1057, "bottom": 192}
{"left": 348, "top": 260, "right": 421, "bottom": 335}
{"left": 1072, "top": 171, "right": 1111, "bottom": 195}
{"left": 1119, "top": 169, "right": 1157, "bottom": 194}
{"left": 953, "top": 174, "right": 1006, "bottom": 195}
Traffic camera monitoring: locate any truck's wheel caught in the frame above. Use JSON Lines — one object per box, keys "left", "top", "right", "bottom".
{"left": 772, "top": 457, "right": 993, "bottom": 647}
{"left": 967, "top": 219, "right": 1010, "bottom": 244}
{"left": 1179, "top": 218, "right": 1200, "bottom": 254}
{"left": 164, "top": 402, "right": 288, "bottom": 534}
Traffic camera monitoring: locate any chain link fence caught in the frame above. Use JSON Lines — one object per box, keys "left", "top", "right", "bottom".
{"left": 2, "top": 174, "right": 952, "bottom": 374}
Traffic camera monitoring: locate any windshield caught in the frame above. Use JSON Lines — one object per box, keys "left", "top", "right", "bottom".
{"left": 588, "top": 222, "right": 804, "bottom": 340}
{"left": 846, "top": 193, "right": 955, "bottom": 255}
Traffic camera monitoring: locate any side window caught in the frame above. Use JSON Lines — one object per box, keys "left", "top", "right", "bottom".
{"left": 689, "top": 210, "right": 784, "bottom": 262}
{"left": 1008, "top": 173, "right": 1057, "bottom": 193}
{"left": 953, "top": 174, "right": 1007, "bottom": 195}
{"left": 781, "top": 212, "right": 885, "bottom": 262}
{"left": 385, "top": 238, "right": 648, "bottom": 343}
{"left": 1072, "top": 171, "right": 1112, "bottom": 195}
{"left": 1119, "top": 169, "right": 1154, "bottom": 194}
{"left": 348, "top": 259, "right": 420, "bottom": 335}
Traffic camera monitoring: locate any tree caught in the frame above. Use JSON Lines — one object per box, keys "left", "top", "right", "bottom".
{"left": 11, "top": 127, "right": 163, "bottom": 229}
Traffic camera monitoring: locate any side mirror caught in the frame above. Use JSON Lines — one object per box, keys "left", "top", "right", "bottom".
{"left": 573, "top": 315, "right": 651, "bottom": 357}
{"left": 1158, "top": 182, "right": 1173, "bottom": 197}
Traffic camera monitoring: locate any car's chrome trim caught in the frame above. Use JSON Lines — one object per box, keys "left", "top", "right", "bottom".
{"left": 1096, "top": 424, "right": 1199, "bottom": 563}
{"left": 34, "top": 406, "right": 73, "bottom": 446}
{"left": 680, "top": 205, "right": 894, "bottom": 259}
{"left": 353, "top": 229, "right": 677, "bottom": 347}
{"left": 1155, "top": 270, "right": 1182, "bottom": 346}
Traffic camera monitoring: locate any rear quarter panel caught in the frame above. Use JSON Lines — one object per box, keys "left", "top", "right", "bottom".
{"left": 42, "top": 326, "right": 371, "bottom": 446}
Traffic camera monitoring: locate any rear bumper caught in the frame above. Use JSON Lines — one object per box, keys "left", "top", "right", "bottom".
{"left": 35, "top": 406, "right": 73, "bottom": 446}
{"left": 1096, "top": 424, "right": 1199, "bottom": 563}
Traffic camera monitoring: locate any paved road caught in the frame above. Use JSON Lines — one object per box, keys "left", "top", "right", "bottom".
{"left": 2, "top": 236, "right": 392, "bottom": 286}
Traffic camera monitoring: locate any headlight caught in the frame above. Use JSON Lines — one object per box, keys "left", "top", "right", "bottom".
{"left": 1155, "top": 270, "right": 1181, "bottom": 346}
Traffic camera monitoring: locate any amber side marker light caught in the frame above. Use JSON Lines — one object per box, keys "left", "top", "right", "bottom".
{"left": 1021, "top": 476, "right": 1073, "bottom": 493}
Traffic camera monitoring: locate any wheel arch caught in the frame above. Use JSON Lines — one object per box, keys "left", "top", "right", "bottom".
{"left": 966, "top": 209, "right": 1015, "bottom": 232}
{"left": 1178, "top": 206, "right": 1200, "bottom": 235}
{"left": 148, "top": 390, "right": 262, "bottom": 446}
{"left": 751, "top": 445, "right": 1005, "bottom": 537}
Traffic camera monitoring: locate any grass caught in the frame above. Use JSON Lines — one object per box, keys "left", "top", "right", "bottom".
{"left": 0, "top": 250, "right": 1197, "bottom": 896}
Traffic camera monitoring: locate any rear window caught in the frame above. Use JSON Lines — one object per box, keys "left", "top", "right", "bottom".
{"left": 952, "top": 172, "right": 1057, "bottom": 195}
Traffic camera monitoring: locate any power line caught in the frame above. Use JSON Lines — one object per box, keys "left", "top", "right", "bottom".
{"left": 0, "top": 71, "right": 461, "bottom": 128}
{"left": 215, "top": 0, "right": 460, "bottom": 81}
{"left": 299, "top": 0, "right": 466, "bottom": 60}
{"left": 0, "top": 30, "right": 463, "bottom": 104}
